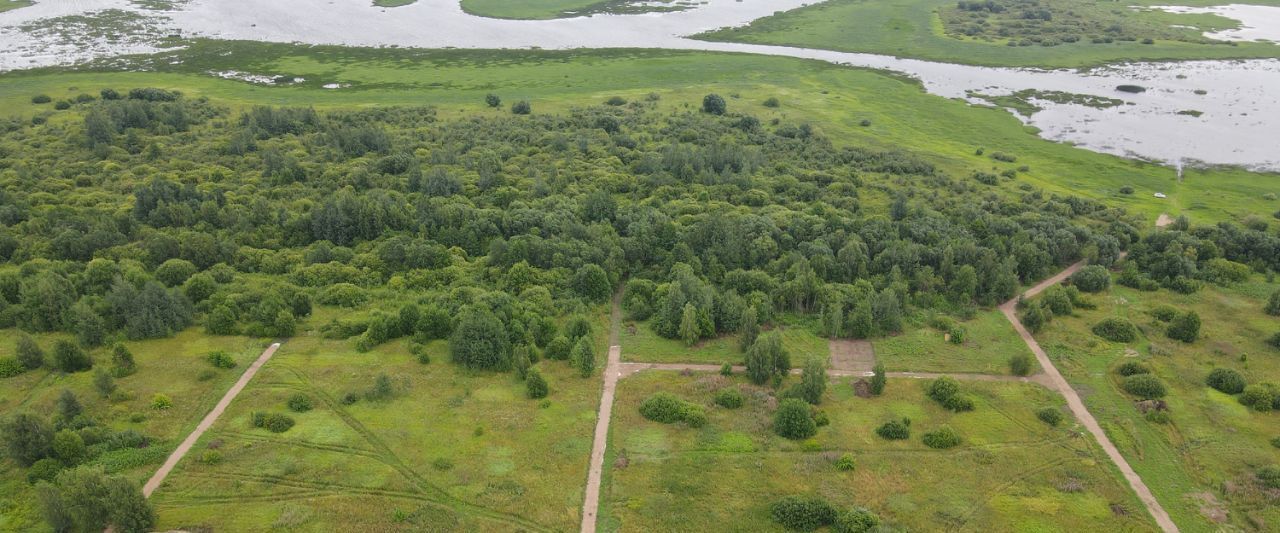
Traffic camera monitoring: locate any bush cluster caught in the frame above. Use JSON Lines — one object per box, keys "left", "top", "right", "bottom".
{"left": 1091, "top": 317, "right": 1138, "bottom": 342}
{"left": 769, "top": 496, "right": 836, "bottom": 531}
{"left": 1036, "top": 407, "right": 1064, "bottom": 426}
{"left": 1205, "top": 368, "right": 1246, "bottom": 395}
{"left": 1121, "top": 374, "right": 1167, "bottom": 399}
{"left": 638, "top": 392, "right": 704, "bottom": 427}
{"left": 922, "top": 426, "right": 962, "bottom": 449}
{"left": 774, "top": 398, "right": 816, "bottom": 440}
{"left": 714, "top": 387, "right": 744, "bottom": 409}
{"left": 251, "top": 412, "right": 296, "bottom": 433}
{"left": 875, "top": 418, "right": 910, "bottom": 440}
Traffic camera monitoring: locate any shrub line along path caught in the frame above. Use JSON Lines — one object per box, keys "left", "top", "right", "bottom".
{"left": 1000, "top": 259, "right": 1178, "bottom": 533}
{"left": 142, "top": 341, "right": 282, "bottom": 497}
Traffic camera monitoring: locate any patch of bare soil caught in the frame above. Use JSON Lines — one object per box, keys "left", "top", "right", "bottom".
{"left": 829, "top": 339, "right": 875, "bottom": 374}
{"left": 1189, "top": 491, "right": 1228, "bottom": 523}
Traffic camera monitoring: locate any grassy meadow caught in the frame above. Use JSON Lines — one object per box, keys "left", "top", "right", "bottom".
{"left": 460, "top": 0, "right": 687, "bottom": 19}
{"left": 696, "top": 0, "right": 1280, "bottom": 68}
{"left": 147, "top": 304, "right": 610, "bottom": 531}
{"left": 0, "top": 329, "right": 268, "bottom": 532}
{"left": 1028, "top": 274, "right": 1280, "bottom": 531}
{"left": 874, "top": 309, "right": 1038, "bottom": 374}
{"left": 598, "top": 370, "right": 1157, "bottom": 531}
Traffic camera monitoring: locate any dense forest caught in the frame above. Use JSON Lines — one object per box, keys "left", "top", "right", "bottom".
{"left": 2, "top": 88, "right": 1278, "bottom": 364}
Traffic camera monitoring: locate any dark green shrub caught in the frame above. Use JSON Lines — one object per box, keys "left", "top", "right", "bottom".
{"left": 1092, "top": 318, "right": 1138, "bottom": 342}
{"left": 1149, "top": 305, "right": 1179, "bottom": 322}
{"left": 922, "top": 426, "right": 962, "bottom": 449}
{"left": 1122, "top": 374, "right": 1167, "bottom": 399}
{"left": 27, "top": 457, "right": 64, "bottom": 484}
{"left": 1266, "top": 331, "right": 1280, "bottom": 350}
{"left": 32, "top": 94, "right": 51, "bottom": 104}
{"left": 511, "top": 100, "right": 531, "bottom": 115}
{"left": 1145, "top": 410, "right": 1170, "bottom": 424}
{"left": 1239, "top": 384, "right": 1277, "bottom": 412}
{"left": 1009, "top": 353, "right": 1034, "bottom": 376}
{"left": 927, "top": 377, "right": 959, "bottom": 403}
{"left": 639, "top": 392, "right": 686, "bottom": 424}
{"left": 253, "top": 412, "right": 295, "bottom": 433}
{"left": 763, "top": 97, "right": 780, "bottom": 108}
{"left": 286, "top": 393, "right": 313, "bottom": 413}
{"left": 1115, "top": 361, "right": 1149, "bottom": 376}
{"left": 702, "top": 94, "right": 726, "bottom": 115}
{"left": 1205, "top": 368, "right": 1246, "bottom": 394}
{"left": 1070, "top": 265, "right": 1111, "bottom": 292}
{"left": 1167, "top": 311, "right": 1201, "bottom": 343}
{"left": 769, "top": 495, "right": 836, "bottom": 531}
{"left": 1258, "top": 465, "right": 1280, "bottom": 489}
{"left": 714, "top": 387, "right": 744, "bottom": 409}
{"left": 774, "top": 398, "right": 817, "bottom": 440}
{"left": 526, "top": 368, "right": 549, "bottom": 399}
{"left": 1270, "top": 436, "right": 1280, "bottom": 449}
{"left": 604, "top": 96, "right": 627, "bottom": 106}
{"left": 944, "top": 394, "right": 976, "bottom": 412}
{"left": 679, "top": 404, "right": 707, "bottom": 428}
{"left": 1036, "top": 407, "right": 1063, "bottom": 426}
{"left": 875, "top": 418, "right": 910, "bottom": 440}
{"left": 205, "top": 351, "right": 236, "bottom": 369}
{"left": 0, "top": 357, "right": 22, "bottom": 378}
{"left": 833, "top": 507, "right": 880, "bottom": 533}
{"left": 485, "top": 94, "right": 501, "bottom": 108}
{"left": 53, "top": 341, "right": 92, "bottom": 373}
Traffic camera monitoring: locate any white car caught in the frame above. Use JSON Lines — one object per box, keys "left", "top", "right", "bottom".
{"left": 1154, "top": 192, "right": 1167, "bottom": 198}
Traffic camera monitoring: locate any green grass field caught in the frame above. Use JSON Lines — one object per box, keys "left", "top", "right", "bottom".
{"left": 623, "top": 316, "right": 827, "bottom": 365}
{"left": 0, "top": 1, "right": 33, "bottom": 14}
{"left": 5, "top": 42, "right": 1270, "bottom": 223}
{"left": 696, "top": 0, "right": 1280, "bottom": 68}
{"left": 599, "top": 370, "right": 1157, "bottom": 531}
{"left": 147, "top": 305, "right": 610, "bottom": 531}
{"left": 0, "top": 329, "right": 268, "bottom": 532}
{"left": 1029, "top": 276, "right": 1280, "bottom": 531}
{"left": 874, "top": 309, "right": 1038, "bottom": 374}
{"left": 372, "top": 0, "right": 417, "bottom": 7}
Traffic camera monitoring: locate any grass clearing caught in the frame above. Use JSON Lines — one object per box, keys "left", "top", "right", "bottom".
{"left": 149, "top": 305, "right": 609, "bottom": 531}
{"left": 0, "top": 0, "right": 33, "bottom": 14}
{"left": 623, "top": 316, "right": 826, "bottom": 365}
{"left": 599, "top": 370, "right": 1157, "bottom": 531}
{"left": 875, "top": 309, "right": 1038, "bottom": 374}
{"left": 1029, "top": 275, "right": 1280, "bottom": 531}
{"left": 695, "top": 0, "right": 1280, "bottom": 68}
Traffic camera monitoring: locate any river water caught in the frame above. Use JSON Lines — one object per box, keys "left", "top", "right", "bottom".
{"left": 2, "top": 0, "right": 1278, "bottom": 171}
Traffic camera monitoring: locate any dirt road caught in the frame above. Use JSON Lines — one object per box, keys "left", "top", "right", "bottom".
{"left": 142, "top": 342, "right": 282, "bottom": 498}
{"left": 580, "top": 293, "right": 623, "bottom": 533}
{"left": 1000, "top": 262, "right": 1178, "bottom": 532}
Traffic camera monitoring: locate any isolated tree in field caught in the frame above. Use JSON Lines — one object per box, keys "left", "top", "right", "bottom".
{"left": 485, "top": 93, "right": 501, "bottom": 108}
{"left": 795, "top": 357, "right": 827, "bottom": 405}
{"left": 36, "top": 466, "right": 155, "bottom": 533}
{"left": 702, "top": 93, "right": 726, "bottom": 115}
{"left": 774, "top": 398, "right": 817, "bottom": 440}
{"left": 53, "top": 340, "right": 92, "bottom": 373}
{"left": 449, "top": 306, "right": 512, "bottom": 371}
{"left": 1166, "top": 310, "right": 1201, "bottom": 343}
{"left": 870, "top": 363, "right": 886, "bottom": 395}
{"left": 511, "top": 100, "right": 531, "bottom": 115}
{"left": 526, "top": 367, "right": 548, "bottom": 399}
{"left": 1266, "top": 288, "right": 1280, "bottom": 316}
{"left": 93, "top": 369, "right": 116, "bottom": 398}
{"left": 745, "top": 333, "right": 788, "bottom": 385}
{"left": 679, "top": 303, "right": 700, "bottom": 346}
{"left": 17, "top": 334, "right": 44, "bottom": 370}
{"left": 1009, "top": 353, "right": 1034, "bottom": 376}
{"left": 0, "top": 412, "right": 54, "bottom": 466}
{"left": 111, "top": 343, "right": 136, "bottom": 377}
{"left": 570, "top": 336, "right": 596, "bottom": 378}
{"left": 738, "top": 305, "right": 759, "bottom": 352}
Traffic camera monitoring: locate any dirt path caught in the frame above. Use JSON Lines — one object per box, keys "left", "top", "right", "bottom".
{"left": 580, "top": 292, "right": 624, "bottom": 533}
{"left": 616, "top": 362, "right": 1052, "bottom": 387}
{"left": 1000, "top": 264, "right": 1178, "bottom": 532}
{"left": 142, "top": 342, "right": 281, "bottom": 498}
{"left": 1155, "top": 213, "right": 1174, "bottom": 227}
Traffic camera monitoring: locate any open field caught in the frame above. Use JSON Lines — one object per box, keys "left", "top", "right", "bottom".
{"left": 0, "top": 1, "right": 33, "bottom": 15}
{"left": 623, "top": 317, "right": 826, "bottom": 365}
{"left": 0, "top": 329, "right": 267, "bottom": 532}
{"left": 875, "top": 309, "right": 1038, "bottom": 374}
{"left": 1028, "top": 274, "right": 1280, "bottom": 531}
{"left": 147, "top": 303, "right": 610, "bottom": 531}
{"left": 696, "top": 0, "right": 1280, "bottom": 68}
{"left": 598, "top": 370, "right": 1158, "bottom": 531}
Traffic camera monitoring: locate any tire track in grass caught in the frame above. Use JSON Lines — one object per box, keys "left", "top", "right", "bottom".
{"left": 280, "top": 365, "right": 554, "bottom": 532}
